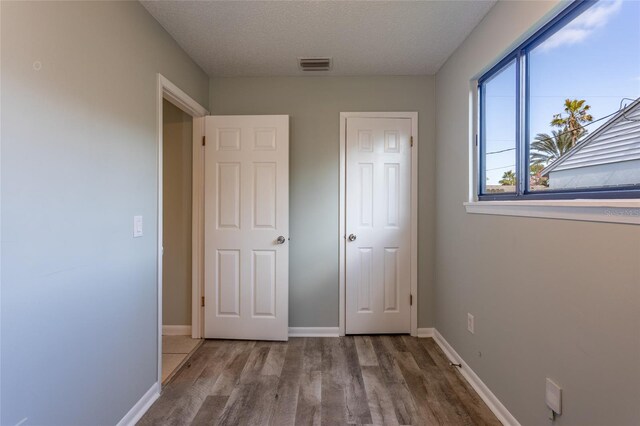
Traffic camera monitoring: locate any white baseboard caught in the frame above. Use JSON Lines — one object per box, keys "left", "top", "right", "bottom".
{"left": 288, "top": 327, "right": 340, "bottom": 337}
{"left": 416, "top": 327, "right": 434, "bottom": 338}
{"left": 433, "top": 329, "right": 520, "bottom": 426}
{"left": 162, "top": 325, "right": 192, "bottom": 336}
{"left": 289, "top": 327, "right": 428, "bottom": 338}
{"left": 116, "top": 382, "right": 160, "bottom": 426}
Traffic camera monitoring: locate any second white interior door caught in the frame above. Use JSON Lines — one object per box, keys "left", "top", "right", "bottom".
{"left": 345, "top": 117, "right": 412, "bottom": 334}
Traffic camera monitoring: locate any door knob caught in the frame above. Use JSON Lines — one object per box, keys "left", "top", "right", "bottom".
{"left": 348, "top": 234, "right": 357, "bottom": 242}
{"left": 276, "top": 236, "right": 286, "bottom": 244}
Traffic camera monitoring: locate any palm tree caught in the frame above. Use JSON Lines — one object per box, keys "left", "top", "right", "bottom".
{"left": 550, "top": 99, "right": 593, "bottom": 147}
{"left": 499, "top": 170, "right": 516, "bottom": 186}
{"left": 530, "top": 130, "right": 574, "bottom": 165}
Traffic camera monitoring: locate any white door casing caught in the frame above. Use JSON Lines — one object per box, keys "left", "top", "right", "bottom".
{"left": 345, "top": 117, "right": 413, "bottom": 334}
{"left": 204, "top": 115, "right": 289, "bottom": 341}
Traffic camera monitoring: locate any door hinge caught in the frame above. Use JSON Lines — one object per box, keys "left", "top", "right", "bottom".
{"left": 201, "top": 296, "right": 205, "bottom": 307}
{"left": 475, "top": 134, "right": 478, "bottom": 147}
{"left": 202, "top": 136, "right": 206, "bottom": 146}
{"left": 410, "top": 136, "right": 414, "bottom": 147}
{"left": 410, "top": 294, "right": 413, "bottom": 306}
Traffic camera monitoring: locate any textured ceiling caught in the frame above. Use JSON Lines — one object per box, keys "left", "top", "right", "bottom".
{"left": 141, "top": 0, "right": 496, "bottom": 77}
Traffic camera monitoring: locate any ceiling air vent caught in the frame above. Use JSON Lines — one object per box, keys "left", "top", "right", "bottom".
{"left": 298, "top": 57, "right": 332, "bottom": 72}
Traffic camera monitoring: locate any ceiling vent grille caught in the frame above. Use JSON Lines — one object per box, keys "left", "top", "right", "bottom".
{"left": 298, "top": 57, "right": 332, "bottom": 72}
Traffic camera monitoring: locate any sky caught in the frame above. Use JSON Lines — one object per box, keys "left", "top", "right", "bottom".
{"left": 483, "top": 0, "right": 640, "bottom": 187}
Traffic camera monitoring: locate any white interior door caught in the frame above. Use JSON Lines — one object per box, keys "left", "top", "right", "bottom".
{"left": 345, "top": 117, "right": 412, "bottom": 334}
{"left": 204, "top": 115, "right": 289, "bottom": 341}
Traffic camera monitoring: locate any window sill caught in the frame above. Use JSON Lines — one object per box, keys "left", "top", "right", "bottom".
{"left": 464, "top": 200, "right": 640, "bottom": 225}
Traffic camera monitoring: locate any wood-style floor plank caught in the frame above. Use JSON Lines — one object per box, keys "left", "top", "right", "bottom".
{"left": 268, "top": 338, "right": 305, "bottom": 425}
{"left": 295, "top": 338, "right": 323, "bottom": 426}
{"left": 390, "top": 342, "right": 456, "bottom": 425}
{"left": 262, "top": 341, "right": 289, "bottom": 377}
{"left": 419, "top": 338, "right": 502, "bottom": 426}
{"left": 138, "top": 347, "right": 221, "bottom": 426}
{"left": 341, "top": 336, "right": 374, "bottom": 424}
{"left": 239, "top": 341, "right": 271, "bottom": 383}
{"left": 361, "top": 365, "right": 400, "bottom": 425}
{"left": 138, "top": 336, "right": 500, "bottom": 426}
{"left": 210, "top": 341, "right": 255, "bottom": 396}
{"left": 320, "top": 338, "right": 348, "bottom": 425}
{"left": 401, "top": 336, "right": 475, "bottom": 425}
{"left": 295, "top": 369, "right": 322, "bottom": 426}
{"left": 354, "top": 336, "right": 379, "bottom": 367}
{"left": 162, "top": 345, "right": 241, "bottom": 425}
{"left": 370, "top": 336, "right": 420, "bottom": 425}
{"left": 216, "top": 375, "right": 279, "bottom": 425}
{"left": 190, "top": 395, "right": 228, "bottom": 426}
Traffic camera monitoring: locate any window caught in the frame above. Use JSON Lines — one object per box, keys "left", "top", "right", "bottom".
{"left": 480, "top": 60, "right": 518, "bottom": 194}
{"left": 478, "top": 0, "right": 640, "bottom": 200}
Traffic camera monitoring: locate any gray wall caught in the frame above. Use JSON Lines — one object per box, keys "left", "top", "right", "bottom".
{"left": 435, "top": 1, "right": 640, "bottom": 425}
{"left": 210, "top": 76, "right": 436, "bottom": 328}
{"left": 162, "top": 99, "right": 193, "bottom": 326}
{"left": 1, "top": 2, "right": 208, "bottom": 425}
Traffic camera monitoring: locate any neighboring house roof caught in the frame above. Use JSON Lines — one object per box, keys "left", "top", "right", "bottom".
{"left": 541, "top": 98, "right": 640, "bottom": 176}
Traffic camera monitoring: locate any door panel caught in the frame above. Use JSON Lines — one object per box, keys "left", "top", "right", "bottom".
{"left": 357, "top": 247, "right": 373, "bottom": 312}
{"left": 346, "top": 117, "right": 411, "bottom": 334}
{"left": 217, "top": 163, "right": 241, "bottom": 229}
{"left": 253, "top": 163, "right": 277, "bottom": 229}
{"left": 217, "top": 249, "right": 240, "bottom": 316}
{"left": 383, "top": 247, "right": 399, "bottom": 312}
{"left": 252, "top": 250, "right": 276, "bottom": 317}
{"left": 204, "top": 115, "right": 289, "bottom": 341}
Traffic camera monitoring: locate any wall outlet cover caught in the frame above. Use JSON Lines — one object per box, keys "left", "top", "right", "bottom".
{"left": 546, "top": 378, "right": 562, "bottom": 414}
{"left": 133, "top": 215, "right": 143, "bottom": 238}
{"left": 467, "top": 313, "right": 474, "bottom": 334}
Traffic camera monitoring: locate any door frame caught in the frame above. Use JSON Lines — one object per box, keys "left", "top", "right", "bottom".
{"left": 338, "top": 112, "right": 418, "bottom": 337}
{"left": 156, "top": 74, "right": 209, "bottom": 385}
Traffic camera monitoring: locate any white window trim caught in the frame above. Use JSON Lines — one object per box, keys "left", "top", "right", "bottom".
{"left": 464, "top": 199, "right": 640, "bottom": 225}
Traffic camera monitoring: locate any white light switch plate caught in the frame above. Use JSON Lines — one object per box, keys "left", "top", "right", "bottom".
{"left": 133, "top": 215, "right": 143, "bottom": 238}
{"left": 467, "top": 313, "right": 475, "bottom": 334}
{"left": 546, "top": 378, "right": 562, "bottom": 415}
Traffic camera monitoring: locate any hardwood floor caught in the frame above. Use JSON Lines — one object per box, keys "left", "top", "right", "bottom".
{"left": 138, "top": 336, "right": 500, "bottom": 426}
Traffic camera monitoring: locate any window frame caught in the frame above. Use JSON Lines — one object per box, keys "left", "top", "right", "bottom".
{"left": 477, "top": 0, "right": 640, "bottom": 201}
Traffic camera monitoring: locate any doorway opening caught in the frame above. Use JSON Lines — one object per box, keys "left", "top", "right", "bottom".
{"left": 156, "top": 74, "right": 208, "bottom": 386}
{"left": 161, "top": 99, "right": 200, "bottom": 383}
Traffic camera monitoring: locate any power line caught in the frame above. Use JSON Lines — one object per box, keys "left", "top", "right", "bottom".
{"left": 486, "top": 164, "right": 515, "bottom": 171}
{"left": 486, "top": 147, "right": 516, "bottom": 155}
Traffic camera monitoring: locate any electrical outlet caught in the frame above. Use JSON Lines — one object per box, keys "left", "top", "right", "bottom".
{"left": 546, "top": 378, "right": 562, "bottom": 416}
{"left": 467, "top": 313, "right": 475, "bottom": 334}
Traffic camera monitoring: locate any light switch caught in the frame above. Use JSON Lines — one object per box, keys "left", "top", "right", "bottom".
{"left": 546, "top": 378, "right": 562, "bottom": 415}
{"left": 133, "top": 215, "right": 143, "bottom": 238}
